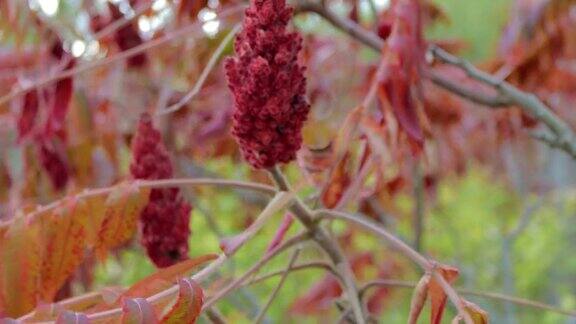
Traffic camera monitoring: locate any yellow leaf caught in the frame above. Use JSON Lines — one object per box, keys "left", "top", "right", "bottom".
{"left": 95, "top": 182, "right": 150, "bottom": 260}
{"left": 160, "top": 279, "right": 203, "bottom": 324}
{"left": 84, "top": 195, "right": 107, "bottom": 248}
{"left": 463, "top": 300, "right": 489, "bottom": 324}
{"left": 0, "top": 215, "right": 42, "bottom": 317}
{"left": 40, "top": 198, "right": 90, "bottom": 302}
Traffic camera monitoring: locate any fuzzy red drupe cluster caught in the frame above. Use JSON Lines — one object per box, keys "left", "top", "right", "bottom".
{"left": 224, "top": 0, "right": 310, "bottom": 169}
{"left": 130, "top": 114, "right": 192, "bottom": 268}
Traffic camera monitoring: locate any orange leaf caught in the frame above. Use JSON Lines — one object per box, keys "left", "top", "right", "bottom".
{"left": 160, "top": 279, "right": 203, "bottom": 324}
{"left": 95, "top": 182, "right": 150, "bottom": 260}
{"left": 124, "top": 254, "right": 217, "bottom": 299}
{"left": 121, "top": 298, "right": 158, "bottom": 324}
{"left": 84, "top": 195, "right": 107, "bottom": 248}
{"left": 0, "top": 215, "right": 42, "bottom": 317}
{"left": 333, "top": 105, "right": 364, "bottom": 160}
{"left": 40, "top": 198, "right": 90, "bottom": 301}
{"left": 320, "top": 152, "right": 352, "bottom": 208}
{"left": 430, "top": 265, "right": 460, "bottom": 324}
{"left": 407, "top": 274, "right": 431, "bottom": 324}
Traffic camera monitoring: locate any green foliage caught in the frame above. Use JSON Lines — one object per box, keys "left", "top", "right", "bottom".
{"left": 428, "top": 0, "right": 512, "bottom": 61}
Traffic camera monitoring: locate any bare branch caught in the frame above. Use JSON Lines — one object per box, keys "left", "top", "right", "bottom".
{"left": 157, "top": 24, "right": 242, "bottom": 116}
{"left": 0, "top": 178, "right": 276, "bottom": 231}
{"left": 244, "top": 261, "right": 339, "bottom": 286}
{"left": 253, "top": 248, "right": 302, "bottom": 324}
{"left": 203, "top": 233, "right": 309, "bottom": 309}
{"left": 0, "top": 5, "right": 245, "bottom": 106}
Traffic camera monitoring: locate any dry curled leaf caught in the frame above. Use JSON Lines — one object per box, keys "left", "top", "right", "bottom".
{"left": 160, "top": 279, "right": 203, "bottom": 324}
{"left": 430, "top": 265, "right": 460, "bottom": 324}
{"left": 408, "top": 273, "right": 431, "bottom": 324}
{"left": 121, "top": 298, "right": 158, "bottom": 324}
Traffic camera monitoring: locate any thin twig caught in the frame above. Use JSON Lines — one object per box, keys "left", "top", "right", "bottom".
{"left": 205, "top": 307, "right": 228, "bottom": 324}
{"left": 244, "top": 261, "right": 339, "bottom": 286}
{"left": 0, "top": 5, "right": 245, "bottom": 106}
{"left": 268, "top": 166, "right": 367, "bottom": 324}
{"left": 316, "top": 209, "right": 473, "bottom": 324}
{"left": 157, "top": 24, "right": 241, "bottom": 116}
{"left": 92, "top": 2, "right": 154, "bottom": 41}
{"left": 253, "top": 248, "right": 301, "bottom": 324}
{"left": 0, "top": 178, "right": 276, "bottom": 230}
{"left": 203, "top": 233, "right": 309, "bottom": 309}
{"left": 360, "top": 279, "right": 576, "bottom": 318}
{"left": 412, "top": 161, "right": 424, "bottom": 252}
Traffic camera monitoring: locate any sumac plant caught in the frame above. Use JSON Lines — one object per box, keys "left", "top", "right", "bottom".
{"left": 1, "top": 0, "right": 576, "bottom": 323}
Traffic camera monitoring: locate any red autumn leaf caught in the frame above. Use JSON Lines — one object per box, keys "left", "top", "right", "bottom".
{"left": 44, "top": 73, "right": 74, "bottom": 139}
{"left": 378, "top": 0, "right": 427, "bottom": 149}
{"left": 430, "top": 265, "right": 460, "bottom": 324}
{"left": 17, "top": 90, "right": 39, "bottom": 141}
{"left": 37, "top": 139, "right": 70, "bottom": 191}
{"left": 108, "top": 3, "right": 147, "bottom": 68}
{"left": 379, "top": 66, "right": 424, "bottom": 145}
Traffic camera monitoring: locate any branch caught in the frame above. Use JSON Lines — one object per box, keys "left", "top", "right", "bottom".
{"left": 244, "top": 261, "right": 339, "bottom": 286}
{"left": 412, "top": 161, "right": 425, "bottom": 252}
{"left": 424, "top": 70, "right": 512, "bottom": 107}
{"left": 156, "top": 24, "right": 242, "bottom": 116}
{"left": 316, "top": 209, "right": 473, "bottom": 324}
{"left": 203, "top": 233, "right": 308, "bottom": 309}
{"left": 268, "top": 166, "right": 367, "bottom": 324}
{"left": 0, "top": 5, "right": 245, "bottom": 106}
{"left": 296, "top": 1, "right": 576, "bottom": 159}
{"left": 360, "top": 280, "right": 576, "bottom": 318}
{"left": 429, "top": 45, "right": 576, "bottom": 159}
{"left": 253, "top": 248, "right": 301, "bottom": 323}
{"left": 204, "top": 307, "right": 228, "bottom": 324}
{"left": 0, "top": 178, "right": 276, "bottom": 230}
